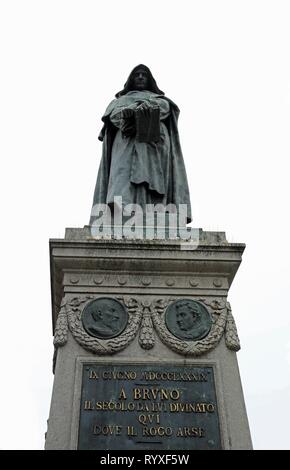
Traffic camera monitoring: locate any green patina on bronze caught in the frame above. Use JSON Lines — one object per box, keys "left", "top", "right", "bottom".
{"left": 78, "top": 363, "right": 221, "bottom": 450}
{"left": 165, "top": 299, "right": 212, "bottom": 341}
{"left": 82, "top": 297, "right": 128, "bottom": 339}
{"left": 90, "top": 65, "right": 192, "bottom": 223}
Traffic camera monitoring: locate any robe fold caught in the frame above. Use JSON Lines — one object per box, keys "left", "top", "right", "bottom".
{"left": 90, "top": 90, "right": 192, "bottom": 223}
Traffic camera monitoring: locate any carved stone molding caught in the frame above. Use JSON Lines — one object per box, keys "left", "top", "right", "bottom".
{"left": 53, "top": 295, "right": 240, "bottom": 357}
{"left": 54, "top": 296, "right": 142, "bottom": 355}
{"left": 224, "top": 301, "right": 240, "bottom": 351}
{"left": 139, "top": 309, "right": 155, "bottom": 350}
{"left": 53, "top": 300, "right": 68, "bottom": 347}
{"left": 151, "top": 297, "right": 240, "bottom": 356}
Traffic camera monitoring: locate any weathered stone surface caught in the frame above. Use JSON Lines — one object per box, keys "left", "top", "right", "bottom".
{"left": 45, "top": 228, "right": 252, "bottom": 450}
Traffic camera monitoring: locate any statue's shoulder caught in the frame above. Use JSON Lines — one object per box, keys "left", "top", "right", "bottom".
{"left": 161, "top": 95, "right": 179, "bottom": 112}
{"left": 103, "top": 95, "right": 133, "bottom": 117}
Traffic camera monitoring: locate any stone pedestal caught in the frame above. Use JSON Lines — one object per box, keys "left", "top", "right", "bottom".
{"left": 45, "top": 227, "right": 252, "bottom": 450}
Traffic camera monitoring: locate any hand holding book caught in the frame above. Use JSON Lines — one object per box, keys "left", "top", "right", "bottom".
{"left": 136, "top": 102, "right": 160, "bottom": 143}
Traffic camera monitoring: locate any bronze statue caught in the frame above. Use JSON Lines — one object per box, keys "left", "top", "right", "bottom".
{"left": 90, "top": 65, "right": 192, "bottom": 224}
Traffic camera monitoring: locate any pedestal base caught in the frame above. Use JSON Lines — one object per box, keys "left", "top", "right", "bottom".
{"left": 45, "top": 228, "right": 252, "bottom": 450}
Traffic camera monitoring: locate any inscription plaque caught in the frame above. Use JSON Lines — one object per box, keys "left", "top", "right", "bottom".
{"left": 78, "top": 363, "right": 222, "bottom": 450}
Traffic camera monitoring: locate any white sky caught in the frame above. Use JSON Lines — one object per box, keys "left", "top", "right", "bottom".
{"left": 0, "top": 0, "right": 290, "bottom": 450}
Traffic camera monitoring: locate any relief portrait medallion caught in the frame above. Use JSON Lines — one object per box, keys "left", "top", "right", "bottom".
{"left": 165, "top": 299, "right": 212, "bottom": 341}
{"left": 82, "top": 297, "right": 128, "bottom": 339}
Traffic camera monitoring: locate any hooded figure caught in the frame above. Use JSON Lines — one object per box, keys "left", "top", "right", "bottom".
{"left": 90, "top": 65, "right": 192, "bottom": 223}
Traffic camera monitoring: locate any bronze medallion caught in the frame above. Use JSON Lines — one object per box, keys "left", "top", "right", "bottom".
{"left": 82, "top": 297, "right": 128, "bottom": 339}
{"left": 165, "top": 299, "right": 212, "bottom": 341}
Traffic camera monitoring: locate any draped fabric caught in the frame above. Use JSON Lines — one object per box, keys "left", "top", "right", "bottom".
{"left": 90, "top": 90, "right": 192, "bottom": 223}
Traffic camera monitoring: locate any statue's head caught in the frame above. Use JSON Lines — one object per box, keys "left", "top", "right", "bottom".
{"left": 116, "top": 64, "right": 164, "bottom": 97}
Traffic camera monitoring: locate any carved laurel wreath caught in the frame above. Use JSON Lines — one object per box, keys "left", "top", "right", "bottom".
{"left": 54, "top": 295, "right": 240, "bottom": 358}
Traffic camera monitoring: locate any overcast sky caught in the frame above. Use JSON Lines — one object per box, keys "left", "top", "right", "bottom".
{"left": 0, "top": 0, "right": 290, "bottom": 450}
